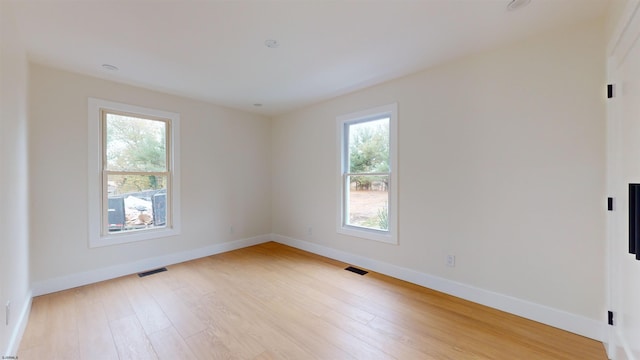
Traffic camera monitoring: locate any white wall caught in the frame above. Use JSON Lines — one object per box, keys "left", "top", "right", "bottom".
{"left": 28, "top": 64, "right": 272, "bottom": 289}
{"left": 0, "top": 1, "right": 31, "bottom": 356}
{"left": 272, "top": 18, "right": 606, "bottom": 329}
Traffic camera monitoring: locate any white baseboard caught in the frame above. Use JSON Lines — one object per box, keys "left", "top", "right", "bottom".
{"left": 272, "top": 234, "right": 606, "bottom": 342}
{"left": 31, "top": 235, "right": 271, "bottom": 297}
{"left": 27, "top": 233, "right": 606, "bottom": 343}
{"left": 4, "top": 290, "right": 32, "bottom": 358}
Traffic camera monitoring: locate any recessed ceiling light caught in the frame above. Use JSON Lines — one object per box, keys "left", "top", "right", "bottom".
{"left": 101, "top": 64, "right": 119, "bottom": 71}
{"left": 264, "top": 39, "right": 279, "bottom": 48}
{"left": 507, "top": 0, "right": 531, "bottom": 11}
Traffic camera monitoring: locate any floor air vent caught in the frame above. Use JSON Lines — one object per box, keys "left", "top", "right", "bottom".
{"left": 345, "top": 266, "right": 368, "bottom": 275}
{"left": 138, "top": 267, "right": 167, "bottom": 277}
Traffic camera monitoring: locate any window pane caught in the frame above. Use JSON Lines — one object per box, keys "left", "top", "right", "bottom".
{"left": 107, "top": 174, "right": 167, "bottom": 233}
{"left": 346, "top": 174, "right": 389, "bottom": 231}
{"left": 106, "top": 113, "right": 167, "bottom": 172}
{"left": 348, "top": 118, "right": 389, "bottom": 174}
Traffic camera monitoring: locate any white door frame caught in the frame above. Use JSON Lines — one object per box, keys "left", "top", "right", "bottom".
{"left": 606, "top": 1, "right": 640, "bottom": 359}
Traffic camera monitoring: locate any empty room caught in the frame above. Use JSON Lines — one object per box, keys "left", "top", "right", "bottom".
{"left": 2, "top": 0, "right": 640, "bottom": 359}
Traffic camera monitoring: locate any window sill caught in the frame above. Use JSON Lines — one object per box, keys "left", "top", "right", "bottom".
{"left": 89, "top": 226, "right": 179, "bottom": 248}
{"left": 337, "top": 225, "right": 397, "bottom": 245}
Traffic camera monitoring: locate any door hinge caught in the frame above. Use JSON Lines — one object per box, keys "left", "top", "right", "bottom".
{"left": 608, "top": 84, "right": 615, "bottom": 99}
{"left": 608, "top": 197, "right": 614, "bottom": 211}
{"left": 608, "top": 311, "right": 614, "bottom": 326}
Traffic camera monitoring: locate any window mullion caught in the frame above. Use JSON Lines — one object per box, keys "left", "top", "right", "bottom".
{"left": 344, "top": 172, "right": 390, "bottom": 177}
{"left": 105, "top": 170, "right": 169, "bottom": 177}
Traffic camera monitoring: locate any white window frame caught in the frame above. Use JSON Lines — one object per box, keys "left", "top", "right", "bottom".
{"left": 88, "top": 98, "right": 181, "bottom": 248}
{"left": 337, "top": 103, "right": 398, "bottom": 244}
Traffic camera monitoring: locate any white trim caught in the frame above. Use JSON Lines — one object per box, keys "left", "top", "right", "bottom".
{"left": 272, "top": 234, "right": 606, "bottom": 342}
{"left": 31, "top": 235, "right": 271, "bottom": 296}
{"left": 336, "top": 103, "right": 398, "bottom": 245}
{"left": 4, "top": 291, "right": 32, "bottom": 358}
{"left": 605, "top": 53, "right": 621, "bottom": 360}
{"left": 607, "top": 2, "right": 640, "bottom": 359}
{"left": 87, "top": 98, "right": 182, "bottom": 248}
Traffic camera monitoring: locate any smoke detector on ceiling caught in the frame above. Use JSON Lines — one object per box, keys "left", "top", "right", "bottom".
{"left": 507, "top": 0, "right": 531, "bottom": 11}
{"left": 264, "top": 39, "right": 279, "bottom": 48}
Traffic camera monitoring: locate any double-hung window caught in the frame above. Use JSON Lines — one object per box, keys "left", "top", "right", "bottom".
{"left": 337, "top": 103, "right": 397, "bottom": 244}
{"left": 88, "top": 98, "right": 180, "bottom": 247}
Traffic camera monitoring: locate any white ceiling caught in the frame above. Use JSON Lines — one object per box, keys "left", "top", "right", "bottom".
{"left": 10, "top": 0, "right": 611, "bottom": 116}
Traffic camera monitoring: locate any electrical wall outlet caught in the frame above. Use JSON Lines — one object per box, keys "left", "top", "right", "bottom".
{"left": 229, "top": 225, "right": 234, "bottom": 235}
{"left": 446, "top": 255, "right": 456, "bottom": 267}
{"left": 307, "top": 226, "right": 313, "bottom": 236}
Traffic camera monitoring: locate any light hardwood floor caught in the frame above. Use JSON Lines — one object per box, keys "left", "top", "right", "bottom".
{"left": 18, "top": 242, "right": 607, "bottom": 359}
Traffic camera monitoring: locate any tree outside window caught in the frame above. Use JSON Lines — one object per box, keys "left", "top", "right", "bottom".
{"left": 104, "top": 112, "right": 170, "bottom": 233}
{"left": 346, "top": 118, "right": 390, "bottom": 230}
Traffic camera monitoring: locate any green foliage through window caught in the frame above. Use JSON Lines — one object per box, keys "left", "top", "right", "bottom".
{"left": 105, "top": 113, "right": 167, "bottom": 195}
{"left": 103, "top": 111, "right": 170, "bottom": 233}
{"left": 348, "top": 118, "right": 389, "bottom": 173}
{"left": 345, "top": 117, "right": 390, "bottom": 231}
{"left": 106, "top": 113, "right": 166, "bottom": 173}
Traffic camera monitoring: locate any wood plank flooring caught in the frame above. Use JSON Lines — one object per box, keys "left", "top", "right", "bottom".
{"left": 18, "top": 242, "right": 607, "bottom": 359}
